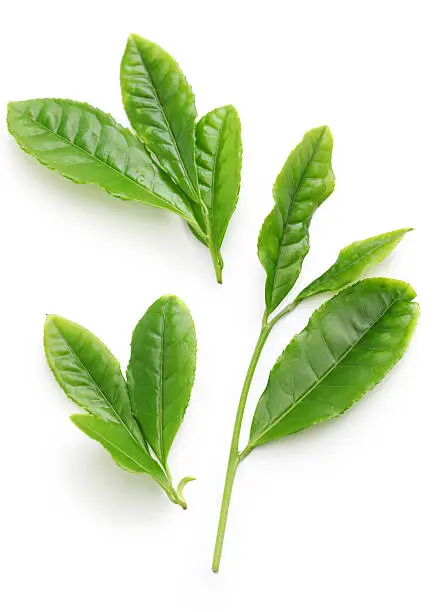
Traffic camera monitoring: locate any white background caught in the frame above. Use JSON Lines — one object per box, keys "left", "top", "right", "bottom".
{"left": 1, "top": 1, "right": 431, "bottom": 610}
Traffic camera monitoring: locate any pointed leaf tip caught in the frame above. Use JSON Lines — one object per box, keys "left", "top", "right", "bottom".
{"left": 296, "top": 227, "right": 415, "bottom": 301}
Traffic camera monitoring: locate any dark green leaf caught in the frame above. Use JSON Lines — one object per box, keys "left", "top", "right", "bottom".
{"left": 127, "top": 296, "right": 196, "bottom": 467}
{"left": 7, "top": 98, "right": 197, "bottom": 225}
{"left": 121, "top": 35, "right": 200, "bottom": 206}
{"left": 297, "top": 228, "right": 412, "bottom": 301}
{"left": 195, "top": 105, "right": 242, "bottom": 251}
{"left": 71, "top": 414, "right": 167, "bottom": 485}
{"left": 258, "top": 126, "right": 335, "bottom": 315}
{"left": 249, "top": 278, "right": 419, "bottom": 449}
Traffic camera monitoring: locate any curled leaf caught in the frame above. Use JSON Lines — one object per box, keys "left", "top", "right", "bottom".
{"left": 176, "top": 476, "right": 196, "bottom": 509}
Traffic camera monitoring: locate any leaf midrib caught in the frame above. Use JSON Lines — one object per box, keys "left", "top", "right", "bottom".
{"left": 268, "top": 128, "right": 327, "bottom": 308}
{"left": 129, "top": 37, "right": 198, "bottom": 203}
{"left": 203, "top": 111, "right": 227, "bottom": 250}
{"left": 312, "top": 235, "right": 401, "bottom": 289}
{"left": 12, "top": 102, "right": 190, "bottom": 219}
{"left": 50, "top": 323, "right": 141, "bottom": 446}
{"left": 251, "top": 292, "right": 403, "bottom": 446}
{"left": 156, "top": 299, "right": 169, "bottom": 464}
{"left": 76, "top": 418, "right": 154, "bottom": 474}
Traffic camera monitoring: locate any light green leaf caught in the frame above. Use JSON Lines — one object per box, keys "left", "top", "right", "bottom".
{"left": 44, "top": 315, "right": 142, "bottom": 443}
{"left": 71, "top": 414, "right": 167, "bottom": 484}
{"left": 296, "top": 228, "right": 413, "bottom": 301}
{"left": 7, "top": 98, "right": 197, "bottom": 225}
{"left": 195, "top": 105, "right": 242, "bottom": 251}
{"left": 248, "top": 278, "right": 419, "bottom": 449}
{"left": 126, "top": 296, "right": 196, "bottom": 466}
{"left": 121, "top": 35, "right": 200, "bottom": 207}
{"left": 176, "top": 476, "right": 196, "bottom": 508}
{"left": 258, "top": 126, "right": 335, "bottom": 315}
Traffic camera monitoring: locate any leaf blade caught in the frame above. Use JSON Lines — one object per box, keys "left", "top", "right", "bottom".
{"left": 7, "top": 98, "right": 196, "bottom": 224}
{"left": 44, "top": 315, "right": 142, "bottom": 442}
{"left": 71, "top": 414, "right": 166, "bottom": 483}
{"left": 126, "top": 296, "right": 196, "bottom": 465}
{"left": 121, "top": 34, "right": 200, "bottom": 205}
{"left": 249, "top": 278, "right": 419, "bottom": 448}
{"left": 258, "top": 126, "right": 335, "bottom": 314}
{"left": 195, "top": 105, "right": 242, "bottom": 250}
{"left": 296, "top": 228, "right": 413, "bottom": 301}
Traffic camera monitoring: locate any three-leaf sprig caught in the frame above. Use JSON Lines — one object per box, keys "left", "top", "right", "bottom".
{"left": 44, "top": 295, "right": 197, "bottom": 508}
{"left": 7, "top": 34, "right": 242, "bottom": 282}
{"left": 212, "top": 126, "right": 419, "bottom": 571}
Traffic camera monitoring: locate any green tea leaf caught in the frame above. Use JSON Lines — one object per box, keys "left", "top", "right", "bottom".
{"left": 195, "top": 105, "right": 242, "bottom": 251}
{"left": 45, "top": 302, "right": 197, "bottom": 508}
{"left": 44, "top": 315, "right": 142, "bottom": 442}
{"left": 127, "top": 296, "right": 196, "bottom": 466}
{"left": 7, "top": 98, "right": 197, "bottom": 225}
{"left": 258, "top": 126, "right": 335, "bottom": 315}
{"left": 121, "top": 35, "right": 200, "bottom": 206}
{"left": 71, "top": 414, "right": 167, "bottom": 483}
{"left": 249, "top": 278, "right": 419, "bottom": 449}
{"left": 296, "top": 228, "right": 412, "bottom": 301}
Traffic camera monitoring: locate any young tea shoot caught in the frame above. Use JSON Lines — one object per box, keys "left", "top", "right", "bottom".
{"left": 7, "top": 35, "right": 242, "bottom": 282}
{"left": 44, "top": 295, "right": 197, "bottom": 508}
{"left": 212, "top": 126, "right": 419, "bottom": 571}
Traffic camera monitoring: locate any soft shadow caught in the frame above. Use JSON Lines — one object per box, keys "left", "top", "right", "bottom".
{"left": 250, "top": 360, "right": 409, "bottom": 460}
{"left": 63, "top": 444, "right": 173, "bottom": 523}
{"left": 7, "top": 140, "right": 171, "bottom": 232}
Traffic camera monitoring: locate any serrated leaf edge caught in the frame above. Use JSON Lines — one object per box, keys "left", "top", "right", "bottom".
{"left": 7, "top": 99, "right": 196, "bottom": 225}
{"left": 249, "top": 278, "right": 419, "bottom": 448}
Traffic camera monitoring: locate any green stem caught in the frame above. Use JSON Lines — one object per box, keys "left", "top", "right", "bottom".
{"left": 212, "top": 321, "right": 272, "bottom": 572}
{"left": 160, "top": 465, "right": 189, "bottom": 509}
{"left": 211, "top": 300, "right": 298, "bottom": 572}
{"left": 159, "top": 478, "right": 187, "bottom": 509}
{"left": 268, "top": 299, "right": 298, "bottom": 326}
{"left": 202, "top": 207, "right": 223, "bottom": 284}
{"left": 210, "top": 248, "right": 223, "bottom": 284}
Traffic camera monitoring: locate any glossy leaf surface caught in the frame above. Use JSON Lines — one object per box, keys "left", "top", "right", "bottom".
{"left": 297, "top": 228, "right": 412, "bottom": 301}
{"left": 258, "top": 126, "right": 335, "bottom": 314}
{"left": 71, "top": 414, "right": 166, "bottom": 483}
{"left": 195, "top": 105, "right": 242, "bottom": 250}
{"left": 7, "top": 98, "right": 196, "bottom": 224}
{"left": 127, "top": 296, "right": 196, "bottom": 466}
{"left": 249, "top": 278, "right": 419, "bottom": 448}
{"left": 44, "top": 315, "right": 142, "bottom": 442}
{"left": 121, "top": 35, "right": 200, "bottom": 205}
